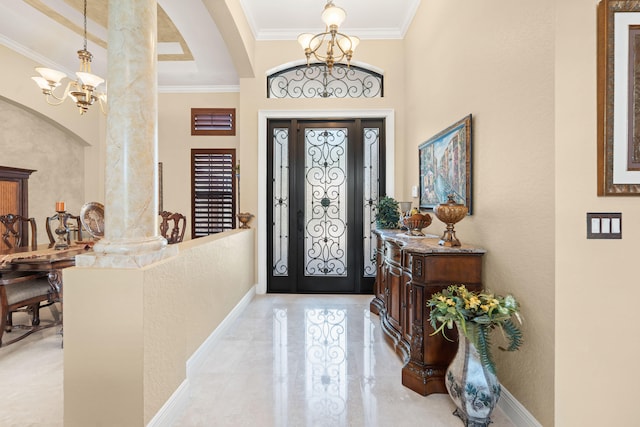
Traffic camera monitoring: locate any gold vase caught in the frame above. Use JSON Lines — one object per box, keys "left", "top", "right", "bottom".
{"left": 434, "top": 195, "right": 468, "bottom": 246}
{"left": 237, "top": 212, "right": 254, "bottom": 229}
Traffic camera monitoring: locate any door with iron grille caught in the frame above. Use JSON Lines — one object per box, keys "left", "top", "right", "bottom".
{"left": 267, "top": 119, "right": 385, "bottom": 293}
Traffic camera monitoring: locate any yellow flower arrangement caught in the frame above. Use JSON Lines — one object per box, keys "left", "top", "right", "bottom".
{"left": 427, "top": 284, "right": 523, "bottom": 374}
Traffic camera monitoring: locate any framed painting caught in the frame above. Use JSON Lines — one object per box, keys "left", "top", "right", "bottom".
{"left": 597, "top": 0, "right": 640, "bottom": 195}
{"left": 418, "top": 114, "right": 472, "bottom": 213}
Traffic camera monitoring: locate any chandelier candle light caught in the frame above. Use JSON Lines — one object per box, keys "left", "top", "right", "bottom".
{"left": 297, "top": 0, "right": 360, "bottom": 73}
{"left": 31, "top": 0, "right": 106, "bottom": 115}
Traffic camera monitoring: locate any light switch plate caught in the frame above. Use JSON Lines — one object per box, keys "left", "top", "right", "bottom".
{"left": 587, "top": 212, "right": 622, "bottom": 239}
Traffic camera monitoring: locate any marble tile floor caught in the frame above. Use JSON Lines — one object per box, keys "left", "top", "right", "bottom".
{"left": 0, "top": 303, "right": 63, "bottom": 427}
{"left": 0, "top": 295, "right": 516, "bottom": 427}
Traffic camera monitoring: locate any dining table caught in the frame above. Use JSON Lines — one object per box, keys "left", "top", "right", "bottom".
{"left": 0, "top": 243, "right": 93, "bottom": 290}
{"left": 0, "top": 243, "right": 93, "bottom": 345}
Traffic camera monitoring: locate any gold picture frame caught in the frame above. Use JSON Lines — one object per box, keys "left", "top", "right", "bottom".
{"left": 418, "top": 115, "right": 472, "bottom": 213}
{"left": 598, "top": 0, "right": 640, "bottom": 195}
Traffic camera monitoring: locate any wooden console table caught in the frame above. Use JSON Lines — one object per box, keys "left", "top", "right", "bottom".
{"left": 370, "top": 229, "right": 486, "bottom": 396}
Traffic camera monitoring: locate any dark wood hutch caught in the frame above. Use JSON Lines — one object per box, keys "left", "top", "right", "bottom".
{"left": 370, "top": 229, "right": 486, "bottom": 396}
{"left": 0, "top": 166, "right": 36, "bottom": 239}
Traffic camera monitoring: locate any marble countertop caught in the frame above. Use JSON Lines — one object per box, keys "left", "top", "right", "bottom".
{"left": 373, "top": 229, "right": 487, "bottom": 254}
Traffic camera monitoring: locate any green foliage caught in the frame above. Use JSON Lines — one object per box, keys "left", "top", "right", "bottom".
{"left": 427, "top": 284, "right": 523, "bottom": 375}
{"left": 375, "top": 196, "right": 400, "bottom": 229}
{"left": 476, "top": 323, "right": 495, "bottom": 374}
{"left": 500, "top": 318, "right": 523, "bottom": 352}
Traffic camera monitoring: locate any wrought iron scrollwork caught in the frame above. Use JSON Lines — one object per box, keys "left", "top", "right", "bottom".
{"left": 268, "top": 63, "right": 383, "bottom": 99}
{"left": 273, "top": 128, "right": 290, "bottom": 276}
{"left": 304, "top": 128, "right": 348, "bottom": 277}
{"left": 362, "top": 127, "right": 380, "bottom": 277}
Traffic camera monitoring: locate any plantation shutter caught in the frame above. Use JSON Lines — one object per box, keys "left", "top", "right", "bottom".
{"left": 191, "top": 149, "right": 236, "bottom": 237}
{"left": 191, "top": 108, "right": 236, "bottom": 136}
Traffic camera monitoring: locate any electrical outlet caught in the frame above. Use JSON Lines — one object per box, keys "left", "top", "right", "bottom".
{"left": 587, "top": 212, "right": 622, "bottom": 239}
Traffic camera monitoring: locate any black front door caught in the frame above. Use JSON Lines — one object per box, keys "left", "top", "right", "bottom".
{"left": 267, "top": 118, "right": 385, "bottom": 294}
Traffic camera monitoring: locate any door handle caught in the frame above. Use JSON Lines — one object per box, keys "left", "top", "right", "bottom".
{"left": 297, "top": 210, "right": 304, "bottom": 233}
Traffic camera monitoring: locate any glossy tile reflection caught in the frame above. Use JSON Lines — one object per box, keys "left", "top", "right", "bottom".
{"left": 173, "top": 294, "right": 516, "bottom": 427}
{"left": 273, "top": 308, "right": 289, "bottom": 426}
{"left": 362, "top": 309, "right": 379, "bottom": 426}
{"left": 304, "top": 308, "right": 347, "bottom": 425}
{"left": 0, "top": 295, "right": 517, "bottom": 426}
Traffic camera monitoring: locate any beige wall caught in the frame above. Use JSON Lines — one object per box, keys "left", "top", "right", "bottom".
{"left": 0, "top": 97, "right": 87, "bottom": 244}
{"left": 63, "top": 229, "right": 255, "bottom": 426}
{"left": 556, "top": 0, "right": 639, "bottom": 425}
{"left": 158, "top": 92, "right": 240, "bottom": 240}
{"left": 404, "top": 1, "right": 555, "bottom": 425}
{"left": 0, "top": 45, "right": 106, "bottom": 206}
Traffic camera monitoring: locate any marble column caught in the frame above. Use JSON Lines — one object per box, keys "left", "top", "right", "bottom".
{"left": 86, "top": 0, "right": 171, "bottom": 267}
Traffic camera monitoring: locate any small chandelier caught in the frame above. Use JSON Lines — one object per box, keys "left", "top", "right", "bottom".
{"left": 297, "top": 0, "right": 360, "bottom": 73}
{"left": 31, "top": 0, "right": 106, "bottom": 115}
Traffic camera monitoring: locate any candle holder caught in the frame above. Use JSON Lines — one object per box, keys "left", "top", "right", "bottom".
{"left": 54, "top": 210, "right": 70, "bottom": 250}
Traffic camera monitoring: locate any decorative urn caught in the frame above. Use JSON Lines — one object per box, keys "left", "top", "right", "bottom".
{"left": 402, "top": 212, "right": 432, "bottom": 236}
{"left": 433, "top": 194, "right": 468, "bottom": 246}
{"left": 237, "top": 212, "right": 254, "bottom": 229}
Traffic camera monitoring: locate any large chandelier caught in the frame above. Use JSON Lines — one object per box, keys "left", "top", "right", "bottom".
{"left": 31, "top": 0, "right": 106, "bottom": 115}
{"left": 297, "top": 0, "right": 360, "bottom": 73}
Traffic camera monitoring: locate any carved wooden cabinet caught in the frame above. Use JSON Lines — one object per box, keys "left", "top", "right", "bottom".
{"left": 0, "top": 166, "right": 35, "bottom": 240}
{"left": 0, "top": 166, "right": 35, "bottom": 217}
{"left": 370, "top": 229, "right": 486, "bottom": 396}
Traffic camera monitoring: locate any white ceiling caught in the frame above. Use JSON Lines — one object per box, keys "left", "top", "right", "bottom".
{"left": 0, "top": 0, "right": 420, "bottom": 92}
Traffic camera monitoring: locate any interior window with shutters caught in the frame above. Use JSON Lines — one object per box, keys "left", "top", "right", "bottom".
{"left": 191, "top": 149, "right": 237, "bottom": 237}
{"left": 191, "top": 108, "right": 236, "bottom": 136}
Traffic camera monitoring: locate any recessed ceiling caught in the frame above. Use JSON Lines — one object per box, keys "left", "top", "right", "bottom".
{"left": 0, "top": 0, "right": 420, "bottom": 92}
{"left": 239, "top": 0, "right": 420, "bottom": 40}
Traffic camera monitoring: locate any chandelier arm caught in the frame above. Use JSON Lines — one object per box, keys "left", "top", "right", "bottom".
{"left": 44, "top": 96, "right": 69, "bottom": 106}
{"left": 334, "top": 32, "right": 353, "bottom": 55}
{"left": 308, "top": 32, "right": 346, "bottom": 63}
{"left": 97, "top": 97, "right": 108, "bottom": 115}
{"left": 309, "top": 33, "right": 329, "bottom": 54}
{"left": 45, "top": 81, "right": 74, "bottom": 104}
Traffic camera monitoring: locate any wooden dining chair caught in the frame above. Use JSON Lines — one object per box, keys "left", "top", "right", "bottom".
{"left": 0, "top": 271, "right": 58, "bottom": 346}
{"left": 0, "top": 214, "right": 60, "bottom": 346}
{"left": 0, "top": 214, "right": 37, "bottom": 250}
{"left": 159, "top": 211, "right": 187, "bottom": 244}
{"left": 45, "top": 213, "right": 83, "bottom": 245}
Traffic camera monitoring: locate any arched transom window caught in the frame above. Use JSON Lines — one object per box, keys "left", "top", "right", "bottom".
{"left": 267, "top": 63, "right": 383, "bottom": 99}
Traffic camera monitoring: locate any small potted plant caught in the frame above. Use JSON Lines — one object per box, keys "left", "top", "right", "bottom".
{"left": 427, "top": 284, "right": 523, "bottom": 426}
{"left": 375, "top": 196, "right": 400, "bottom": 229}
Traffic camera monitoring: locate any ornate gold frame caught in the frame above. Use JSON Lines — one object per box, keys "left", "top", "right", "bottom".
{"left": 597, "top": 0, "right": 640, "bottom": 195}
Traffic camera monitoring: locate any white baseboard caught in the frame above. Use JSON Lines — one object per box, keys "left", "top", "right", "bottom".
{"left": 498, "top": 386, "right": 542, "bottom": 427}
{"left": 186, "top": 284, "right": 256, "bottom": 376}
{"left": 147, "top": 284, "right": 257, "bottom": 427}
{"left": 146, "top": 379, "right": 190, "bottom": 427}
